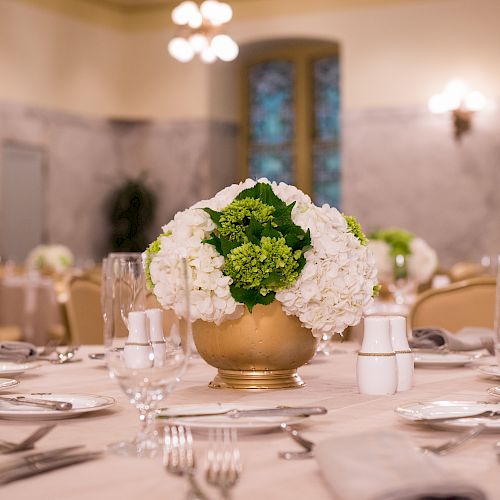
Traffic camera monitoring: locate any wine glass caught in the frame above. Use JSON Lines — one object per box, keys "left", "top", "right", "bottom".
{"left": 103, "top": 253, "right": 192, "bottom": 458}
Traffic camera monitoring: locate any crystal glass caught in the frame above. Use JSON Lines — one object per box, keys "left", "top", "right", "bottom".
{"left": 103, "top": 253, "right": 191, "bottom": 458}
{"left": 388, "top": 254, "right": 416, "bottom": 306}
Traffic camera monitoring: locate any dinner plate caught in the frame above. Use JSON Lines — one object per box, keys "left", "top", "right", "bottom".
{"left": 157, "top": 403, "right": 307, "bottom": 431}
{"left": 0, "top": 378, "right": 20, "bottom": 391}
{"left": 0, "top": 393, "right": 115, "bottom": 420}
{"left": 0, "top": 362, "right": 40, "bottom": 377}
{"left": 478, "top": 365, "right": 500, "bottom": 379}
{"left": 413, "top": 353, "right": 473, "bottom": 368}
{"left": 395, "top": 400, "right": 500, "bottom": 432}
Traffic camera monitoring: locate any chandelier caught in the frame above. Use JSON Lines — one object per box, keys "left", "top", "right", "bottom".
{"left": 168, "top": 1, "right": 239, "bottom": 63}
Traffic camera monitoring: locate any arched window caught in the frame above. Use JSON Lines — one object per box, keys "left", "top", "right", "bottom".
{"left": 241, "top": 40, "right": 341, "bottom": 208}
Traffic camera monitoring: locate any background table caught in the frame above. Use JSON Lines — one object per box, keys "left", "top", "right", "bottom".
{"left": 1, "top": 345, "right": 499, "bottom": 500}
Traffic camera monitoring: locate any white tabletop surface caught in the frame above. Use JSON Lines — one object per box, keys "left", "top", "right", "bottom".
{"left": 1, "top": 344, "right": 500, "bottom": 500}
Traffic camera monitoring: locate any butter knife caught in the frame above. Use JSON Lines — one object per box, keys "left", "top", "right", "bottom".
{"left": 0, "top": 450, "right": 102, "bottom": 485}
{"left": 0, "top": 396, "right": 73, "bottom": 411}
{"left": 158, "top": 406, "right": 327, "bottom": 419}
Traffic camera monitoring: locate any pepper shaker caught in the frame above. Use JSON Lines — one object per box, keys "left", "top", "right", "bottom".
{"left": 124, "top": 311, "right": 153, "bottom": 369}
{"left": 146, "top": 308, "right": 166, "bottom": 367}
{"left": 389, "top": 315, "right": 414, "bottom": 392}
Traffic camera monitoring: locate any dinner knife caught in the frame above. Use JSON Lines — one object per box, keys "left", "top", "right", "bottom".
{"left": 0, "top": 396, "right": 73, "bottom": 411}
{"left": 158, "top": 406, "right": 327, "bottom": 419}
{"left": 0, "top": 450, "right": 103, "bottom": 485}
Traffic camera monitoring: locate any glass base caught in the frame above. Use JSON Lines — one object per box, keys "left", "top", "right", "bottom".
{"left": 107, "top": 435, "right": 160, "bottom": 458}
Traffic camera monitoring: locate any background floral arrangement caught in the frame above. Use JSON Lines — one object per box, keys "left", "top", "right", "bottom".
{"left": 145, "top": 179, "right": 378, "bottom": 338}
{"left": 368, "top": 228, "right": 438, "bottom": 285}
{"left": 26, "top": 244, "right": 74, "bottom": 274}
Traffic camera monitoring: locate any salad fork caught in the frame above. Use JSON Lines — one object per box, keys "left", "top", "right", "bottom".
{"left": 163, "top": 425, "right": 211, "bottom": 500}
{"left": 205, "top": 428, "right": 242, "bottom": 500}
{"left": 420, "top": 424, "right": 486, "bottom": 455}
{"left": 0, "top": 424, "right": 56, "bottom": 454}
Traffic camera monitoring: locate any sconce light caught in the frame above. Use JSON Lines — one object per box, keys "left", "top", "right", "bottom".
{"left": 428, "top": 80, "right": 487, "bottom": 140}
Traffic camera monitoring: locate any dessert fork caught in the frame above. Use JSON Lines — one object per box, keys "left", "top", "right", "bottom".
{"left": 163, "top": 425, "right": 211, "bottom": 500}
{"left": 205, "top": 428, "right": 242, "bottom": 500}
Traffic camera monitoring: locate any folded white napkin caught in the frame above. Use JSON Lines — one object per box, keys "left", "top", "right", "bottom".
{"left": 410, "top": 328, "right": 494, "bottom": 354}
{"left": 0, "top": 341, "right": 38, "bottom": 361}
{"left": 315, "top": 431, "right": 486, "bottom": 500}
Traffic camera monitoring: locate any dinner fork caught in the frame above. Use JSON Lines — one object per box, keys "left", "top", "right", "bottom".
{"left": 420, "top": 424, "right": 486, "bottom": 455}
{"left": 205, "top": 428, "right": 242, "bottom": 500}
{"left": 163, "top": 426, "right": 212, "bottom": 500}
{"left": 0, "top": 424, "right": 56, "bottom": 454}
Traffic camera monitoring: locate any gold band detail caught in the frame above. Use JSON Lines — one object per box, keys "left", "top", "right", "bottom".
{"left": 151, "top": 340, "right": 166, "bottom": 345}
{"left": 125, "top": 342, "right": 150, "bottom": 347}
{"left": 358, "top": 352, "right": 395, "bottom": 357}
{"left": 395, "top": 349, "right": 412, "bottom": 354}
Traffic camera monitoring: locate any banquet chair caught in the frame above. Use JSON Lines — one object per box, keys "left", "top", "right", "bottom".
{"left": 407, "top": 277, "right": 496, "bottom": 334}
{"left": 449, "top": 261, "right": 488, "bottom": 282}
{"left": 65, "top": 277, "right": 104, "bottom": 344}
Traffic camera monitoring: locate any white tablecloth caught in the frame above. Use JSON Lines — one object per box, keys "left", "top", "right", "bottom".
{"left": 1, "top": 344, "right": 499, "bottom": 499}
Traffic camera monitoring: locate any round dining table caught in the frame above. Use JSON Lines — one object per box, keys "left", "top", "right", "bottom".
{"left": 1, "top": 344, "right": 499, "bottom": 499}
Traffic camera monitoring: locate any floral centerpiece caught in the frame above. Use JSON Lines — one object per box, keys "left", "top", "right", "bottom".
{"left": 145, "top": 179, "right": 377, "bottom": 389}
{"left": 26, "top": 244, "right": 74, "bottom": 275}
{"left": 368, "top": 228, "right": 438, "bottom": 285}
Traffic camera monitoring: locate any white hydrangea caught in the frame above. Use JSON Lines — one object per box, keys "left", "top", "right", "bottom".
{"left": 26, "top": 244, "right": 74, "bottom": 274}
{"left": 148, "top": 178, "right": 378, "bottom": 337}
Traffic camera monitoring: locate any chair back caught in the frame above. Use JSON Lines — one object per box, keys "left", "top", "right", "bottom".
{"left": 408, "top": 277, "right": 496, "bottom": 334}
{"left": 65, "top": 277, "right": 104, "bottom": 344}
{"left": 449, "top": 261, "right": 488, "bottom": 282}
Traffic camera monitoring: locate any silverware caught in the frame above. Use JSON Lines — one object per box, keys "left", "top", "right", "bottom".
{"left": 0, "top": 445, "right": 84, "bottom": 473}
{"left": 164, "top": 425, "right": 212, "bottom": 500}
{"left": 205, "top": 428, "right": 242, "bottom": 500}
{"left": 0, "top": 424, "right": 56, "bottom": 454}
{"left": 0, "top": 447, "right": 102, "bottom": 484}
{"left": 159, "top": 406, "right": 327, "bottom": 419}
{"left": 420, "top": 424, "right": 486, "bottom": 455}
{"left": 414, "top": 409, "right": 500, "bottom": 422}
{"left": 0, "top": 396, "right": 72, "bottom": 411}
{"left": 88, "top": 353, "right": 105, "bottom": 360}
{"left": 278, "top": 424, "right": 315, "bottom": 460}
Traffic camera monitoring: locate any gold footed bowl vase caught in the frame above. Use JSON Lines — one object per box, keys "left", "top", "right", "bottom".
{"left": 192, "top": 302, "right": 318, "bottom": 390}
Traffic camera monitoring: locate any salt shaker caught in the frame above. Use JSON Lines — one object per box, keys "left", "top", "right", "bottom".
{"left": 124, "top": 311, "right": 153, "bottom": 369}
{"left": 389, "top": 315, "right": 414, "bottom": 392}
{"left": 357, "top": 316, "right": 398, "bottom": 395}
{"left": 146, "top": 308, "right": 166, "bottom": 367}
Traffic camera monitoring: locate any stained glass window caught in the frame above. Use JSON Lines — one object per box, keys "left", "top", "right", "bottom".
{"left": 313, "top": 56, "right": 341, "bottom": 208}
{"left": 248, "top": 60, "right": 294, "bottom": 183}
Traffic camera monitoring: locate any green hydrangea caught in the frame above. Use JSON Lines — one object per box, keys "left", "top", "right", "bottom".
{"left": 144, "top": 231, "right": 171, "bottom": 290}
{"left": 218, "top": 198, "right": 275, "bottom": 242}
{"left": 224, "top": 236, "right": 301, "bottom": 296}
{"left": 369, "top": 228, "right": 413, "bottom": 257}
{"left": 343, "top": 214, "right": 368, "bottom": 246}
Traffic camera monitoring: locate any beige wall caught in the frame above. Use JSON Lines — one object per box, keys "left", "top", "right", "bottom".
{"left": 2, "top": 0, "right": 500, "bottom": 120}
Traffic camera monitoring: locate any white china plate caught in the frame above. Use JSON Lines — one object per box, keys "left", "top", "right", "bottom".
{"left": 0, "top": 362, "right": 40, "bottom": 376}
{"left": 395, "top": 400, "right": 500, "bottom": 432}
{"left": 478, "top": 366, "right": 500, "bottom": 379}
{"left": 413, "top": 353, "right": 473, "bottom": 368}
{"left": 0, "top": 393, "right": 116, "bottom": 420}
{"left": 487, "top": 386, "right": 500, "bottom": 398}
{"left": 158, "top": 403, "right": 307, "bottom": 431}
{"left": 0, "top": 378, "right": 20, "bottom": 391}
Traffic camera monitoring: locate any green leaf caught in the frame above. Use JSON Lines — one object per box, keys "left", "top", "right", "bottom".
{"left": 260, "top": 272, "right": 287, "bottom": 288}
{"left": 236, "top": 183, "right": 287, "bottom": 212}
{"left": 245, "top": 217, "right": 264, "bottom": 244}
{"left": 202, "top": 233, "right": 223, "bottom": 255}
{"left": 272, "top": 202, "right": 295, "bottom": 226}
{"left": 261, "top": 224, "right": 282, "bottom": 240}
{"left": 229, "top": 285, "right": 276, "bottom": 312}
{"left": 220, "top": 237, "right": 240, "bottom": 257}
{"left": 202, "top": 207, "right": 222, "bottom": 226}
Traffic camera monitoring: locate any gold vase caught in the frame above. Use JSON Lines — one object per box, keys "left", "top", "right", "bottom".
{"left": 192, "top": 301, "right": 318, "bottom": 390}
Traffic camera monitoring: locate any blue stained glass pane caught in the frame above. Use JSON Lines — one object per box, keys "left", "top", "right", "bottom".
{"left": 313, "top": 146, "right": 341, "bottom": 208}
{"left": 249, "top": 148, "right": 293, "bottom": 184}
{"left": 249, "top": 61, "right": 294, "bottom": 145}
{"left": 313, "top": 57, "right": 340, "bottom": 141}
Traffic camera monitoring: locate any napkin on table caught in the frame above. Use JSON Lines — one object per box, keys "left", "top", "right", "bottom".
{"left": 0, "top": 341, "right": 38, "bottom": 361}
{"left": 315, "top": 431, "right": 486, "bottom": 500}
{"left": 410, "top": 328, "right": 494, "bottom": 354}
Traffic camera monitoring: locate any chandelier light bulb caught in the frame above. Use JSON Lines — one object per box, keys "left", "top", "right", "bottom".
{"left": 189, "top": 33, "right": 208, "bottom": 53}
{"left": 168, "top": 37, "right": 195, "bottom": 62}
{"left": 200, "top": 0, "right": 220, "bottom": 21}
{"left": 428, "top": 94, "right": 448, "bottom": 114}
{"left": 188, "top": 10, "right": 203, "bottom": 28}
{"left": 216, "top": 2, "right": 233, "bottom": 24}
{"left": 200, "top": 46, "right": 217, "bottom": 63}
{"left": 211, "top": 34, "right": 238, "bottom": 61}
{"left": 171, "top": 1, "right": 198, "bottom": 25}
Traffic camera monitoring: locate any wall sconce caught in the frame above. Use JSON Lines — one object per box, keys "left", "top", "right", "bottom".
{"left": 428, "top": 80, "right": 487, "bottom": 140}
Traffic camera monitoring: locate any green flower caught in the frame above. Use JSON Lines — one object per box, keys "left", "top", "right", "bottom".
{"left": 372, "top": 284, "right": 382, "bottom": 297}
{"left": 369, "top": 228, "right": 413, "bottom": 257}
{"left": 343, "top": 214, "right": 368, "bottom": 246}
{"left": 218, "top": 198, "right": 275, "bottom": 242}
{"left": 144, "top": 231, "right": 172, "bottom": 290}
{"left": 224, "top": 236, "right": 300, "bottom": 296}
